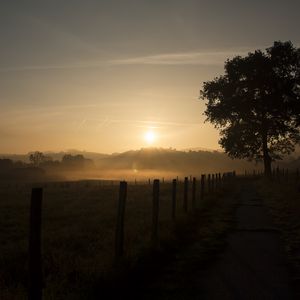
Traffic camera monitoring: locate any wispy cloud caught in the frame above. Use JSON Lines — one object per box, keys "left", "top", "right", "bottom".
{"left": 0, "top": 62, "right": 108, "bottom": 72}
{"left": 74, "top": 117, "right": 202, "bottom": 129}
{"left": 109, "top": 48, "right": 253, "bottom": 66}
{"left": 0, "top": 104, "right": 101, "bottom": 118}
{"left": 96, "top": 119, "right": 201, "bottom": 128}
{"left": 0, "top": 47, "right": 260, "bottom": 72}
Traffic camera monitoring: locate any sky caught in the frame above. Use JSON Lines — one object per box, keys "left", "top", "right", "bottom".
{"left": 0, "top": 0, "right": 300, "bottom": 154}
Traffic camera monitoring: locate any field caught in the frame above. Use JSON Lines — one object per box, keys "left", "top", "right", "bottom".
{"left": 2, "top": 174, "right": 300, "bottom": 299}
{"left": 0, "top": 177, "right": 238, "bottom": 299}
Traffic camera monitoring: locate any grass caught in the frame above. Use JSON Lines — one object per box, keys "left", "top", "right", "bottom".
{"left": 256, "top": 176, "right": 300, "bottom": 297}
{"left": 0, "top": 179, "right": 239, "bottom": 299}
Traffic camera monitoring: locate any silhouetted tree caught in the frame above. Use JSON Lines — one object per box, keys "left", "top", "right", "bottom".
{"left": 200, "top": 41, "right": 300, "bottom": 176}
{"left": 29, "top": 152, "right": 52, "bottom": 166}
{"left": 29, "top": 151, "right": 45, "bottom": 166}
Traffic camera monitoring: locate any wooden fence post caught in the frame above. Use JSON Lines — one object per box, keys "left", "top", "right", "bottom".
{"left": 200, "top": 174, "right": 205, "bottom": 201}
{"left": 29, "top": 188, "right": 43, "bottom": 300}
{"left": 115, "top": 181, "right": 127, "bottom": 260}
{"left": 152, "top": 179, "right": 160, "bottom": 246}
{"left": 192, "top": 177, "right": 196, "bottom": 209}
{"left": 183, "top": 177, "right": 188, "bottom": 213}
{"left": 172, "top": 179, "right": 177, "bottom": 220}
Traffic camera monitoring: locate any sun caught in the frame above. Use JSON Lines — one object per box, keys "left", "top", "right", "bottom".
{"left": 144, "top": 130, "right": 156, "bottom": 145}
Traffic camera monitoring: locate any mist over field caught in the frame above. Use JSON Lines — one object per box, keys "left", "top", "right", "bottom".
{"left": 1, "top": 147, "right": 300, "bottom": 182}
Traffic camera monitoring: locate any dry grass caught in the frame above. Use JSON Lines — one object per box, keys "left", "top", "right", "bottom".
{"left": 0, "top": 179, "right": 239, "bottom": 299}
{"left": 256, "top": 177, "right": 300, "bottom": 297}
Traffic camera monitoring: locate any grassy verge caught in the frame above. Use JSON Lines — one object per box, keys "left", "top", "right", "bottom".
{"left": 97, "top": 182, "right": 240, "bottom": 299}
{"left": 256, "top": 178, "right": 300, "bottom": 297}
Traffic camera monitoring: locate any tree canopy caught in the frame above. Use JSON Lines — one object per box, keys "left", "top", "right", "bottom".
{"left": 200, "top": 41, "right": 300, "bottom": 175}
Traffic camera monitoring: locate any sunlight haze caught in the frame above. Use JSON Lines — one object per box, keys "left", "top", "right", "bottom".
{"left": 1, "top": 0, "right": 299, "bottom": 154}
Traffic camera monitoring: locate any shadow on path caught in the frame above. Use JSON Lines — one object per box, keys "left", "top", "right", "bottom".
{"left": 201, "top": 183, "right": 293, "bottom": 299}
{"left": 97, "top": 182, "right": 293, "bottom": 299}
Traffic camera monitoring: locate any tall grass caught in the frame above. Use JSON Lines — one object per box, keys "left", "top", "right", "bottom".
{"left": 0, "top": 179, "right": 237, "bottom": 299}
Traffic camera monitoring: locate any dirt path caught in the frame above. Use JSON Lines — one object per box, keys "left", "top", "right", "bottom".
{"left": 200, "top": 182, "right": 293, "bottom": 299}
{"left": 107, "top": 182, "right": 293, "bottom": 299}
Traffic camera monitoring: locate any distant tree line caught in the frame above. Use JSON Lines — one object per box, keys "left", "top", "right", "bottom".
{"left": 27, "top": 151, "right": 93, "bottom": 167}
{"left": 0, "top": 152, "right": 94, "bottom": 181}
{"left": 29, "top": 151, "right": 53, "bottom": 166}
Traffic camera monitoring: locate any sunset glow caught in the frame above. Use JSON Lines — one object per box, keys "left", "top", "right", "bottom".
{"left": 1, "top": 2, "right": 300, "bottom": 298}
{"left": 0, "top": 1, "right": 299, "bottom": 155}
{"left": 144, "top": 130, "right": 156, "bottom": 145}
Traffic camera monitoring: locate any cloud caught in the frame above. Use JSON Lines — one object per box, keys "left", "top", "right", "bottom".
{"left": 0, "top": 47, "right": 261, "bottom": 72}
{"left": 0, "top": 62, "right": 107, "bottom": 72}
{"left": 109, "top": 48, "right": 253, "bottom": 66}
{"left": 97, "top": 119, "right": 201, "bottom": 128}
{"left": 109, "top": 43, "right": 300, "bottom": 66}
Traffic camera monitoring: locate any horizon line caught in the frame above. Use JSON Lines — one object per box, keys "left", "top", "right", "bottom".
{"left": 0, "top": 146, "right": 223, "bottom": 157}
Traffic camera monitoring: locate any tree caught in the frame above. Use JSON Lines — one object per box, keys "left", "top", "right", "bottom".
{"left": 29, "top": 151, "right": 45, "bottom": 166}
{"left": 29, "top": 151, "right": 52, "bottom": 166}
{"left": 200, "top": 41, "right": 300, "bottom": 176}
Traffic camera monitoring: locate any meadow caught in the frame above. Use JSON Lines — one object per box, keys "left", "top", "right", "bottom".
{"left": 0, "top": 177, "right": 238, "bottom": 299}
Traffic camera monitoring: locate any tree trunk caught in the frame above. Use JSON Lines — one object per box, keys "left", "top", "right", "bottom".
{"left": 263, "top": 151, "right": 272, "bottom": 177}
{"left": 262, "top": 130, "right": 272, "bottom": 177}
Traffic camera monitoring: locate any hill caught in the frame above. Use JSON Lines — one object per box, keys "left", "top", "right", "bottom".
{"left": 2, "top": 147, "right": 300, "bottom": 181}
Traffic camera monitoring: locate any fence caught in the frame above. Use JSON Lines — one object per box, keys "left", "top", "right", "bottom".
{"left": 27, "top": 171, "right": 236, "bottom": 299}
{"left": 243, "top": 167, "right": 300, "bottom": 183}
